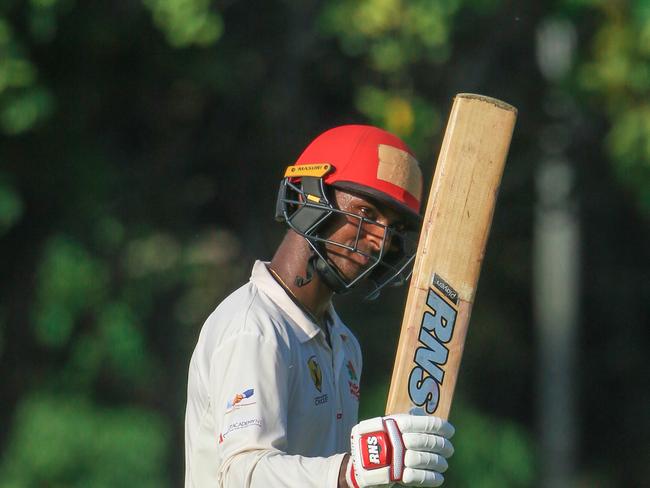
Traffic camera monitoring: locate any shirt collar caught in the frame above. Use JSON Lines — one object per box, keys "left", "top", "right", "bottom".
{"left": 250, "top": 260, "right": 325, "bottom": 343}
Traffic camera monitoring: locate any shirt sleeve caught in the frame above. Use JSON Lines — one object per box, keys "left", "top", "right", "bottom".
{"left": 210, "top": 330, "right": 346, "bottom": 488}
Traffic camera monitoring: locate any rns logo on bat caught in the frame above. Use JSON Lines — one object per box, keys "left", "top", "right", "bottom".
{"left": 407, "top": 274, "right": 458, "bottom": 414}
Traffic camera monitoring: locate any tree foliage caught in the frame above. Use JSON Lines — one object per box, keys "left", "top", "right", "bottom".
{"left": 574, "top": 0, "right": 650, "bottom": 213}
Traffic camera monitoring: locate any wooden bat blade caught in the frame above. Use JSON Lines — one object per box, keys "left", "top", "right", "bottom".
{"left": 385, "top": 94, "right": 517, "bottom": 419}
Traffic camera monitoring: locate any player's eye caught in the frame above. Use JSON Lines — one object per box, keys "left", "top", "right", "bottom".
{"left": 359, "top": 206, "right": 376, "bottom": 219}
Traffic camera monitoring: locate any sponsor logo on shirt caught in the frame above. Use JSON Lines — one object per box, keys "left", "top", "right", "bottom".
{"left": 219, "top": 418, "right": 262, "bottom": 444}
{"left": 314, "top": 394, "right": 328, "bottom": 405}
{"left": 307, "top": 356, "right": 322, "bottom": 392}
{"left": 226, "top": 388, "right": 255, "bottom": 412}
{"left": 349, "top": 381, "right": 360, "bottom": 401}
{"left": 347, "top": 360, "right": 360, "bottom": 401}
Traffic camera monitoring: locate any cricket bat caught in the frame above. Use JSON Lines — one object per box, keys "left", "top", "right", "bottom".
{"left": 385, "top": 94, "right": 517, "bottom": 419}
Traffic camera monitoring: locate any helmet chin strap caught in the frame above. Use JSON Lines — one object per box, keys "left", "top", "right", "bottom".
{"left": 314, "top": 254, "right": 348, "bottom": 294}
{"left": 294, "top": 250, "right": 348, "bottom": 295}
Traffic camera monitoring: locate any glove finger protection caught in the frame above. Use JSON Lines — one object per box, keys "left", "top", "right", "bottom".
{"left": 347, "top": 414, "right": 454, "bottom": 488}
{"left": 402, "top": 468, "right": 444, "bottom": 487}
{"left": 404, "top": 450, "right": 448, "bottom": 471}
{"left": 402, "top": 433, "right": 454, "bottom": 458}
{"left": 389, "top": 414, "right": 455, "bottom": 438}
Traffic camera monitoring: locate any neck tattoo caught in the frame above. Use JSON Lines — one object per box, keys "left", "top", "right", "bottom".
{"left": 267, "top": 265, "right": 331, "bottom": 343}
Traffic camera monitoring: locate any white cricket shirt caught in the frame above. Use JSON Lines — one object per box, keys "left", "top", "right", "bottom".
{"left": 184, "top": 260, "right": 362, "bottom": 487}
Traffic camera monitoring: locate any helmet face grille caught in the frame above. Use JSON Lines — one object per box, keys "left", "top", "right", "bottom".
{"left": 276, "top": 175, "right": 418, "bottom": 297}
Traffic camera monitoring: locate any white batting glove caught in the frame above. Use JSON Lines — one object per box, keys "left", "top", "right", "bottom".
{"left": 346, "top": 414, "right": 454, "bottom": 488}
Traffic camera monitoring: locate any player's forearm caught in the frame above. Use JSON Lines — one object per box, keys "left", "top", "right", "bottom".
{"left": 221, "top": 450, "right": 347, "bottom": 488}
{"left": 338, "top": 454, "right": 350, "bottom": 488}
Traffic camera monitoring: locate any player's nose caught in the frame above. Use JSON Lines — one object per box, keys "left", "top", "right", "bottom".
{"left": 363, "top": 221, "right": 391, "bottom": 254}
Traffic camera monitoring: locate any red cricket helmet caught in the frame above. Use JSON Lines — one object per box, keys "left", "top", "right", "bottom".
{"left": 294, "top": 125, "right": 423, "bottom": 225}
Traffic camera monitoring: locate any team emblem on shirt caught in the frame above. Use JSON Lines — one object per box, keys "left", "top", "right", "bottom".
{"left": 307, "top": 355, "right": 329, "bottom": 406}
{"left": 307, "top": 356, "right": 322, "bottom": 392}
{"left": 346, "top": 360, "right": 358, "bottom": 381}
{"left": 225, "top": 388, "right": 255, "bottom": 412}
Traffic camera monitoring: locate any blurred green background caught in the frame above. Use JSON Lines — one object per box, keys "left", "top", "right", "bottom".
{"left": 1, "top": 0, "right": 648, "bottom": 486}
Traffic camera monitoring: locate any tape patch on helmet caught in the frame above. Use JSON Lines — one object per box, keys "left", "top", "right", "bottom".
{"left": 377, "top": 144, "right": 422, "bottom": 199}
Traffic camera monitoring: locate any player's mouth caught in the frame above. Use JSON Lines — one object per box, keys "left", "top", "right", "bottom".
{"left": 327, "top": 243, "right": 380, "bottom": 278}
{"left": 348, "top": 246, "right": 380, "bottom": 269}
{"left": 354, "top": 253, "right": 370, "bottom": 266}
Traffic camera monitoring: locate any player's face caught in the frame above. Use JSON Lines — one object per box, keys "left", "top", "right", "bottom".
{"left": 323, "top": 189, "right": 406, "bottom": 282}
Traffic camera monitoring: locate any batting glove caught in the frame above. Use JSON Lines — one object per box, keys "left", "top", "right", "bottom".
{"left": 346, "top": 414, "right": 454, "bottom": 488}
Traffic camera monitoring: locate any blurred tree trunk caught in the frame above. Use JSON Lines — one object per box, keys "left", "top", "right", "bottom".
{"left": 534, "top": 157, "right": 579, "bottom": 487}
{"left": 534, "top": 18, "right": 579, "bottom": 488}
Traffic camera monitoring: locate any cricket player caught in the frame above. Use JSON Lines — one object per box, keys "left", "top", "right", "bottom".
{"left": 184, "top": 125, "right": 455, "bottom": 487}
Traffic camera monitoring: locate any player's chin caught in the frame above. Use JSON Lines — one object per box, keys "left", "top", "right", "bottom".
{"left": 326, "top": 248, "right": 378, "bottom": 281}
{"left": 332, "top": 256, "right": 373, "bottom": 282}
